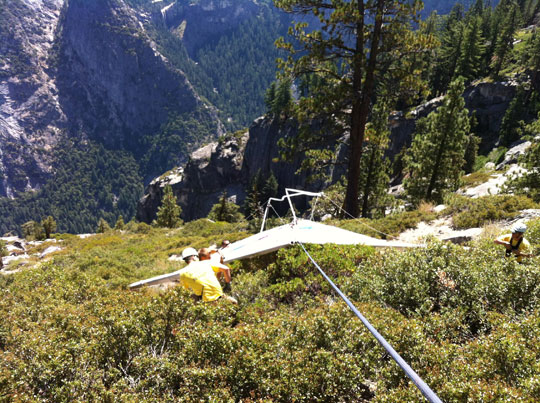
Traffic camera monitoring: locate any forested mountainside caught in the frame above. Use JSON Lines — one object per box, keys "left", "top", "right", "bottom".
{"left": 0, "top": 0, "right": 293, "bottom": 234}
{"left": 140, "top": 0, "right": 540, "bottom": 222}
{"left": 1, "top": 0, "right": 540, "bottom": 235}
{"left": 137, "top": 80, "right": 519, "bottom": 222}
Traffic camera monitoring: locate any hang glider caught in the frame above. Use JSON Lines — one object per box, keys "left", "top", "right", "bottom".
{"left": 127, "top": 190, "right": 441, "bottom": 402}
{"left": 221, "top": 218, "right": 419, "bottom": 263}
{"left": 129, "top": 188, "right": 422, "bottom": 289}
{"left": 223, "top": 188, "right": 419, "bottom": 262}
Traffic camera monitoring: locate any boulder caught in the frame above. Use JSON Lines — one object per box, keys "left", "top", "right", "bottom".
{"left": 496, "top": 141, "right": 532, "bottom": 170}
{"left": 460, "top": 164, "right": 528, "bottom": 198}
{"left": 441, "top": 228, "right": 483, "bottom": 244}
{"left": 40, "top": 245, "right": 62, "bottom": 259}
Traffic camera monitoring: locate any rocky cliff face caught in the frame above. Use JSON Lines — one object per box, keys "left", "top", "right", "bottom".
{"left": 153, "top": 0, "right": 261, "bottom": 57}
{"left": 388, "top": 81, "right": 518, "bottom": 159}
{"left": 0, "top": 0, "right": 65, "bottom": 197}
{"left": 137, "top": 116, "right": 346, "bottom": 222}
{"left": 0, "top": 0, "right": 224, "bottom": 197}
{"left": 138, "top": 80, "right": 520, "bottom": 222}
{"left": 56, "top": 0, "right": 223, "bottom": 156}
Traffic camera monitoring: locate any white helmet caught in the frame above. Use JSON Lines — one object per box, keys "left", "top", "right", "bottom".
{"left": 512, "top": 223, "right": 527, "bottom": 234}
{"left": 181, "top": 247, "right": 198, "bottom": 261}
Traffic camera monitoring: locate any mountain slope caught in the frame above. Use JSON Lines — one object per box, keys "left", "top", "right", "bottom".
{"left": 0, "top": 0, "right": 293, "bottom": 234}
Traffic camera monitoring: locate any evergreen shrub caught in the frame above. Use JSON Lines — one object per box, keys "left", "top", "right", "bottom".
{"left": 446, "top": 194, "right": 538, "bottom": 229}
{"left": 2, "top": 222, "right": 540, "bottom": 401}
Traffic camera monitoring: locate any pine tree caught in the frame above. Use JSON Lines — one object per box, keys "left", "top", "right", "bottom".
{"left": 244, "top": 170, "right": 266, "bottom": 220}
{"left": 97, "top": 218, "right": 111, "bottom": 233}
{"left": 456, "top": 17, "right": 485, "bottom": 82}
{"left": 156, "top": 185, "right": 182, "bottom": 228}
{"left": 471, "top": 0, "right": 485, "bottom": 17}
{"left": 526, "top": 30, "right": 540, "bottom": 91}
{"left": 41, "top": 216, "right": 57, "bottom": 239}
{"left": 490, "top": 2, "right": 521, "bottom": 78}
{"left": 265, "top": 82, "right": 277, "bottom": 115}
{"left": 463, "top": 133, "right": 481, "bottom": 173}
{"left": 22, "top": 220, "right": 44, "bottom": 240}
{"left": 273, "top": 79, "right": 293, "bottom": 118}
{"left": 431, "top": 21, "right": 465, "bottom": 94}
{"left": 275, "top": 0, "right": 434, "bottom": 217}
{"left": 208, "top": 191, "right": 243, "bottom": 223}
{"left": 359, "top": 98, "right": 392, "bottom": 218}
{"left": 115, "top": 215, "right": 125, "bottom": 230}
{"left": 499, "top": 86, "right": 527, "bottom": 146}
{"left": 404, "top": 78, "right": 471, "bottom": 204}
{"left": 262, "top": 172, "right": 279, "bottom": 203}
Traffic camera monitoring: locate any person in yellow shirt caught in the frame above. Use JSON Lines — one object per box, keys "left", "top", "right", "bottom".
{"left": 494, "top": 223, "right": 532, "bottom": 263}
{"left": 177, "top": 247, "right": 237, "bottom": 303}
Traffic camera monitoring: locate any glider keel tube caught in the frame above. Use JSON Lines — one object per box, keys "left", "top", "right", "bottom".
{"left": 298, "top": 243, "right": 442, "bottom": 403}
{"left": 129, "top": 271, "right": 180, "bottom": 289}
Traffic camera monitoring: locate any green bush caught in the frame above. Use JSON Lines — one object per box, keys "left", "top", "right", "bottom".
{"left": 526, "top": 218, "right": 540, "bottom": 254}
{"left": 2, "top": 221, "right": 540, "bottom": 401}
{"left": 446, "top": 195, "right": 538, "bottom": 229}
{"left": 334, "top": 207, "right": 436, "bottom": 239}
{"left": 347, "top": 241, "right": 540, "bottom": 340}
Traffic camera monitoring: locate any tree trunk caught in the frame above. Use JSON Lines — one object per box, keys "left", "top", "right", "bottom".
{"left": 343, "top": 0, "right": 384, "bottom": 217}
{"left": 361, "top": 145, "right": 377, "bottom": 217}
{"left": 426, "top": 133, "right": 448, "bottom": 200}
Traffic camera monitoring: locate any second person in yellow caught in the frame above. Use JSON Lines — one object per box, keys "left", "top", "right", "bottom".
{"left": 177, "top": 247, "right": 237, "bottom": 303}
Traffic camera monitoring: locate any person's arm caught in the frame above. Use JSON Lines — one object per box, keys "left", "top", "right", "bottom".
{"left": 211, "top": 262, "right": 231, "bottom": 283}
{"left": 219, "top": 266, "right": 231, "bottom": 283}
{"left": 517, "top": 240, "right": 533, "bottom": 258}
{"left": 494, "top": 237, "right": 511, "bottom": 249}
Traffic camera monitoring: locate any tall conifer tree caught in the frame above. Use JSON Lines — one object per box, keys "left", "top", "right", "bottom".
{"left": 156, "top": 185, "right": 182, "bottom": 228}
{"left": 456, "top": 17, "right": 484, "bottom": 82}
{"left": 274, "top": 0, "right": 434, "bottom": 217}
{"left": 359, "top": 98, "right": 392, "bottom": 217}
{"left": 404, "top": 78, "right": 471, "bottom": 204}
{"left": 490, "top": 0, "right": 521, "bottom": 77}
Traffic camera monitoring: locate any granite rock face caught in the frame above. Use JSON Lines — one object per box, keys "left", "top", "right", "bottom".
{"left": 137, "top": 131, "right": 248, "bottom": 223}
{"left": 0, "top": 0, "right": 225, "bottom": 197}
{"left": 388, "top": 81, "right": 518, "bottom": 161}
{"left": 56, "top": 0, "right": 223, "bottom": 153}
{"left": 0, "top": 0, "right": 66, "bottom": 197}
{"left": 139, "top": 80, "right": 523, "bottom": 222}
{"left": 137, "top": 116, "right": 345, "bottom": 222}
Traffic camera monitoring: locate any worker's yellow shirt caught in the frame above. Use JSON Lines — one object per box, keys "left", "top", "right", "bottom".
{"left": 496, "top": 234, "right": 531, "bottom": 262}
{"left": 177, "top": 261, "right": 224, "bottom": 302}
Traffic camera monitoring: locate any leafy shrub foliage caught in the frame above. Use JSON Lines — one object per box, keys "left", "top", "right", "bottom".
{"left": 332, "top": 207, "right": 436, "bottom": 239}
{"left": 1, "top": 219, "right": 540, "bottom": 401}
{"left": 445, "top": 194, "right": 538, "bottom": 229}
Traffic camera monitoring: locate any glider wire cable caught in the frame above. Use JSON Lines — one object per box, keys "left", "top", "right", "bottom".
{"left": 322, "top": 195, "right": 397, "bottom": 240}
{"left": 297, "top": 242, "right": 443, "bottom": 403}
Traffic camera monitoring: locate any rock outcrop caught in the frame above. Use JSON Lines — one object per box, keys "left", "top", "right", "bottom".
{"left": 56, "top": 0, "right": 223, "bottom": 164}
{"left": 137, "top": 116, "right": 346, "bottom": 222}
{"left": 139, "top": 80, "right": 522, "bottom": 222}
{"left": 0, "top": 0, "right": 66, "bottom": 196}
{"left": 0, "top": 0, "right": 225, "bottom": 196}
{"left": 388, "top": 81, "right": 518, "bottom": 159}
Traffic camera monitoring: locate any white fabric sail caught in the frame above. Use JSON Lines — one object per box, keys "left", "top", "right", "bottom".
{"left": 221, "top": 219, "right": 420, "bottom": 263}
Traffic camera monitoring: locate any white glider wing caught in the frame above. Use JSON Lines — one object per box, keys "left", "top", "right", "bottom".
{"left": 129, "top": 271, "right": 180, "bottom": 290}
{"left": 222, "top": 219, "right": 420, "bottom": 263}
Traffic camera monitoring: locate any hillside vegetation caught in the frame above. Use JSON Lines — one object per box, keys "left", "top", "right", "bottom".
{"left": 1, "top": 213, "right": 540, "bottom": 401}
